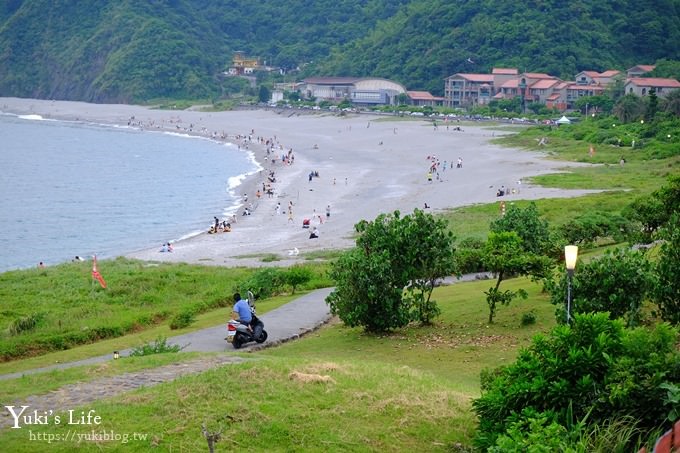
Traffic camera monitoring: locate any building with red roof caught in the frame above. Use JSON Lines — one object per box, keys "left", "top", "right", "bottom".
{"left": 624, "top": 78, "right": 680, "bottom": 98}
{"left": 407, "top": 91, "right": 445, "bottom": 107}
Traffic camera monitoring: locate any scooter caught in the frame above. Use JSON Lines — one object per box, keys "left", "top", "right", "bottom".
{"left": 226, "top": 293, "right": 268, "bottom": 349}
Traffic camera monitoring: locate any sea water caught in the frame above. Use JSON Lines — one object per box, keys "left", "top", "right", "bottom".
{"left": 0, "top": 113, "right": 258, "bottom": 273}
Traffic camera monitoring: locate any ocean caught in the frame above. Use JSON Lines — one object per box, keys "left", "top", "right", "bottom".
{"left": 0, "top": 113, "right": 259, "bottom": 273}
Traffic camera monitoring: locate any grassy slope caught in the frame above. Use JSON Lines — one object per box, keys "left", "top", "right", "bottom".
{"left": 2, "top": 278, "right": 552, "bottom": 452}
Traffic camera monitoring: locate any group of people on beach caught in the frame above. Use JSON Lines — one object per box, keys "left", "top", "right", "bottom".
{"left": 495, "top": 179, "right": 522, "bottom": 197}
{"left": 426, "top": 154, "right": 464, "bottom": 183}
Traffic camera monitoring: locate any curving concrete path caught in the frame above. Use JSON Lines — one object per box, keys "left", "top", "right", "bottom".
{"left": 0, "top": 287, "right": 334, "bottom": 382}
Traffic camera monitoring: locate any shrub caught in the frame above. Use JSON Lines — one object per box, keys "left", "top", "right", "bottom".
{"left": 456, "top": 237, "right": 486, "bottom": 274}
{"left": 129, "top": 336, "right": 183, "bottom": 356}
{"left": 653, "top": 213, "right": 680, "bottom": 325}
{"left": 285, "top": 265, "right": 313, "bottom": 294}
{"left": 560, "top": 212, "right": 632, "bottom": 247}
{"left": 169, "top": 309, "right": 195, "bottom": 330}
{"left": 239, "top": 268, "right": 286, "bottom": 300}
{"left": 520, "top": 312, "right": 536, "bottom": 326}
{"left": 472, "top": 313, "right": 680, "bottom": 450}
{"left": 490, "top": 202, "right": 553, "bottom": 256}
{"left": 547, "top": 247, "right": 653, "bottom": 326}
{"left": 7, "top": 313, "right": 45, "bottom": 336}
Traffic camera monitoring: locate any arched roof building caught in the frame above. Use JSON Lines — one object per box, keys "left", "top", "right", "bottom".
{"left": 301, "top": 77, "right": 407, "bottom": 106}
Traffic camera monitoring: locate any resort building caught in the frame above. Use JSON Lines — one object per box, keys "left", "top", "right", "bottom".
{"left": 627, "top": 65, "right": 656, "bottom": 78}
{"left": 407, "top": 91, "right": 445, "bottom": 107}
{"left": 444, "top": 64, "right": 678, "bottom": 111}
{"left": 300, "top": 77, "right": 407, "bottom": 106}
{"left": 624, "top": 78, "right": 680, "bottom": 97}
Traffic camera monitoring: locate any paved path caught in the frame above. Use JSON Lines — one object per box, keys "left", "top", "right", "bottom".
{"left": 0, "top": 288, "right": 333, "bottom": 382}
{"left": 1, "top": 288, "right": 333, "bottom": 428}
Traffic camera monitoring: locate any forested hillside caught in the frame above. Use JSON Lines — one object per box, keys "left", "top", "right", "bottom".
{"left": 0, "top": 0, "right": 678, "bottom": 102}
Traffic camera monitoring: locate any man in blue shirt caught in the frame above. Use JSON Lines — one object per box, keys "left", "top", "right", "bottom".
{"left": 232, "top": 293, "right": 252, "bottom": 328}
{"left": 233, "top": 292, "right": 265, "bottom": 341}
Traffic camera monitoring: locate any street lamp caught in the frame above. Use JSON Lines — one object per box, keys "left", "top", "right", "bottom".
{"left": 564, "top": 245, "right": 579, "bottom": 325}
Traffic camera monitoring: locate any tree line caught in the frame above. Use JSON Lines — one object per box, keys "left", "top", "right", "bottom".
{"left": 0, "top": 0, "right": 678, "bottom": 102}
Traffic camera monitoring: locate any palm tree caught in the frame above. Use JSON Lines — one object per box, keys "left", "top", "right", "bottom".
{"left": 662, "top": 89, "right": 680, "bottom": 116}
{"left": 613, "top": 94, "right": 645, "bottom": 123}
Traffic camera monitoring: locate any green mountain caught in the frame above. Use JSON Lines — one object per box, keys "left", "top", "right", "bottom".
{"left": 0, "top": 0, "right": 678, "bottom": 102}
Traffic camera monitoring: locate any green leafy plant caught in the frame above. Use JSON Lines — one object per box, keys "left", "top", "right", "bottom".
{"left": 238, "top": 268, "right": 286, "bottom": 300}
{"left": 327, "top": 209, "right": 457, "bottom": 332}
{"left": 129, "top": 336, "right": 183, "bottom": 356}
{"left": 169, "top": 309, "right": 196, "bottom": 330}
{"left": 472, "top": 313, "right": 680, "bottom": 450}
{"left": 285, "top": 265, "right": 313, "bottom": 294}
{"left": 7, "top": 312, "right": 45, "bottom": 336}
{"left": 654, "top": 213, "right": 680, "bottom": 325}
{"left": 547, "top": 248, "right": 653, "bottom": 326}
{"left": 520, "top": 311, "right": 536, "bottom": 326}
{"left": 482, "top": 232, "right": 552, "bottom": 323}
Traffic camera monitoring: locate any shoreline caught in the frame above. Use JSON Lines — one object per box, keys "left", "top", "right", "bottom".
{"left": 1, "top": 97, "right": 602, "bottom": 269}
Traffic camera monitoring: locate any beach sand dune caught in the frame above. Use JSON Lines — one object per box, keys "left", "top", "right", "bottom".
{"left": 1, "top": 98, "right": 599, "bottom": 268}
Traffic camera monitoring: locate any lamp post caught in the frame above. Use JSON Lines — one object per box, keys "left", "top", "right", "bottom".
{"left": 564, "top": 245, "right": 578, "bottom": 325}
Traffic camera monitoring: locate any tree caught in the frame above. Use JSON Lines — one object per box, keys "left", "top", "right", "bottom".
{"left": 574, "top": 95, "right": 614, "bottom": 115}
{"left": 482, "top": 232, "right": 552, "bottom": 324}
{"left": 661, "top": 88, "right": 680, "bottom": 116}
{"left": 285, "top": 265, "right": 312, "bottom": 294}
{"left": 326, "top": 209, "right": 457, "bottom": 332}
{"left": 490, "top": 202, "right": 552, "bottom": 256}
{"left": 645, "top": 87, "right": 659, "bottom": 121}
{"left": 625, "top": 174, "right": 680, "bottom": 242}
{"left": 257, "top": 84, "right": 271, "bottom": 103}
{"left": 653, "top": 213, "right": 680, "bottom": 325}
{"left": 613, "top": 94, "right": 645, "bottom": 123}
{"left": 548, "top": 248, "right": 653, "bottom": 327}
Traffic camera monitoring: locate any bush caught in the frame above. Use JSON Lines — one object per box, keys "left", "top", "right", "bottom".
{"left": 472, "top": 313, "right": 680, "bottom": 450}
{"left": 7, "top": 313, "right": 45, "bottom": 336}
{"left": 239, "top": 268, "right": 286, "bottom": 300}
{"left": 547, "top": 247, "right": 653, "bottom": 326}
{"left": 285, "top": 265, "right": 313, "bottom": 294}
{"left": 169, "top": 309, "right": 195, "bottom": 330}
{"left": 520, "top": 312, "right": 536, "bottom": 326}
{"left": 653, "top": 213, "right": 680, "bottom": 325}
{"left": 129, "top": 336, "right": 183, "bottom": 356}
{"left": 456, "top": 237, "right": 486, "bottom": 274}
{"left": 560, "top": 212, "right": 631, "bottom": 247}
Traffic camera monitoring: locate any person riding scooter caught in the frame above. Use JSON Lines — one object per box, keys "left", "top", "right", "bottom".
{"left": 232, "top": 292, "right": 263, "bottom": 339}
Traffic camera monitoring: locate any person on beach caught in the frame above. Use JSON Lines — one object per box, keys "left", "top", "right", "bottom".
{"left": 309, "top": 227, "right": 319, "bottom": 239}
{"left": 427, "top": 171, "right": 433, "bottom": 183}
{"left": 326, "top": 205, "right": 331, "bottom": 219}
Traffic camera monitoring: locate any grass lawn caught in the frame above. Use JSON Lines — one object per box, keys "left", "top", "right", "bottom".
{"left": 1, "top": 277, "right": 554, "bottom": 452}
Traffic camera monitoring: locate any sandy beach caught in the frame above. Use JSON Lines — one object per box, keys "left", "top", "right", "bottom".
{"left": 2, "top": 97, "right": 598, "bottom": 268}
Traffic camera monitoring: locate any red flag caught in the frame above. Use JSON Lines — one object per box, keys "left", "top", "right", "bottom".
{"left": 92, "top": 255, "right": 107, "bottom": 288}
